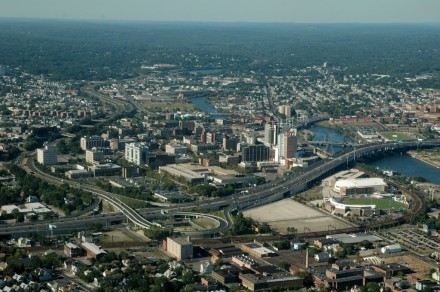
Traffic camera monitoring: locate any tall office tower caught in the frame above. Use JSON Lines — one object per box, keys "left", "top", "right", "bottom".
{"left": 277, "top": 132, "right": 285, "bottom": 159}
{"left": 283, "top": 129, "right": 297, "bottom": 159}
{"left": 37, "top": 144, "right": 57, "bottom": 166}
{"left": 241, "top": 144, "right": 269, "bottom": 162}
{"left": 264, "top": 123, "right": 279, "bottom": 146}
{"left": 125, "top": 142, "right": 149, "bottom": 166}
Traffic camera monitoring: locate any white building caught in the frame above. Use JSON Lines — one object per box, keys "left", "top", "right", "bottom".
{"left": 380, "top": 243, "right": 401, "bottom": 254}
{"left": 125, "top": 142, "right": 149, "bottom": 166}
{"left": 37, "top": 144, "right": 57, "bottom": 166}
{"left": 334, "top": 178, "right": 387, "bottom": 196}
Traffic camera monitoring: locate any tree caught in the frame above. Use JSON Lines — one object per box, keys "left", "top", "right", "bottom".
{"left": 278, "top": 261, "right": 290, "bottom": 271}
{"left": 42, "top": 252, "right": 63, "bottom": 269}
{"left": 144, "top": 226, "right": 173, "bottom": 241}
{"left": 360, "top": 282, "right": 380, "bottom": 292}
{"left": 273, "top": 240, "right": 291, "bottom": 250}
{"left": 231, "top": 212, "right": 255, "bottom": 235}
{"left": 57, "top": 139, "right": 69, "bottom": 154}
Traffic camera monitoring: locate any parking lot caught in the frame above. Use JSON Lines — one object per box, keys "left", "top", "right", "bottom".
{"left": 381, "top": 225, "right": 440, "bottom": 256}
{"left": 243, "top": 199, "right": 355, "bottom": 234}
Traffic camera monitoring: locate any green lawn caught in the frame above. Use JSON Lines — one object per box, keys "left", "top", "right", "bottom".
{"left": 343, "top": 198, "right": 406, "bottom": 209}
{"left": 379, "top": 131, "right": 415, "bottom": 141}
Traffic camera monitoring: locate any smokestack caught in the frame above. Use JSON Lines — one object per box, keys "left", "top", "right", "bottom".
{"left": 305, "top": 248, "right": 309, "bottom": 269}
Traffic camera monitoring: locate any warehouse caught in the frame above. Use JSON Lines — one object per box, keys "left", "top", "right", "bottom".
{"left": 333, "top": 178, "right": 387, "bottom": 196}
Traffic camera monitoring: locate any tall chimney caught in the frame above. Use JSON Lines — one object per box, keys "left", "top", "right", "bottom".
{"left": 305, "top": 248, "right": 309, "bottom": 269}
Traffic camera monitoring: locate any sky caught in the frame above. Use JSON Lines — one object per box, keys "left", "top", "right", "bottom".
{"left": 1, "top": 0, "right": 440, "bottom": 23}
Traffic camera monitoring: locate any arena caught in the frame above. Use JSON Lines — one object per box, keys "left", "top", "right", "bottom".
{"left": 333, "top": 177, "right": 387, "bottom": 196}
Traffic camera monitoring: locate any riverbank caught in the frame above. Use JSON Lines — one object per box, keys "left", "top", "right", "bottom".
{"left": 408, "top": 149, "right": 440, "bottom": 169}
{"left": 315, "top": 121, "right": 357, "bottom": 141}
{"left": 299, "top": 129, "right": 315, "bottom": 141}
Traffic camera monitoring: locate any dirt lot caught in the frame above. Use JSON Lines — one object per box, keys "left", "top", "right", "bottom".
{"left": 243, "top": 199, "right": 354, "bottom": 234}
{"left": 381, "top": 254, "right": 437, "bottom": 280}
{"left": 101, "top": 229, "right": 147, "bottom": 243}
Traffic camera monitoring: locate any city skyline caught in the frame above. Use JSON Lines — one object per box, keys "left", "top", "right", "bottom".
{"left": 1, "top": 0, "right": 440, "bottom": 23}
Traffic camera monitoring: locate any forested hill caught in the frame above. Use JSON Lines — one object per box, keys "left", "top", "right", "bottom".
{"left": 0, "top": 19, "right": 439, "bottom": 81}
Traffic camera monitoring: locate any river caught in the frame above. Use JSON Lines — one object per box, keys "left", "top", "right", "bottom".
{"left": 309, "top": 125, "right": 352, "bottom": 153}
{"left": 190, "top": 97, "right": 227, "bottom": 117}
{"left": 311, "top": 125, "right": 440, "bottom": 184}
{"left": 370, "top": 155, "right": 440, "bottom": 184}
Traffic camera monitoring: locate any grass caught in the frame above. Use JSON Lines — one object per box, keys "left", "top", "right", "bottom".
{"left": 191, "top": 218, "right": 219, "bottom": 230}
{"left": 118, "top": 196, "right": 150, "bottom": 209}
{"left": 210, "top": 210, "right": 226, "bottom": 220}
{"left": 100, "top": 229, "right": 140, "bottom": 243}
{"left": 343, "top": 198, "right": 406, "bottom": 209}
{"left": 379, "top": 131, "right": 415, "bottom": 141}
{"left": 295, "top": 186, "right": 323, "bottom": 201}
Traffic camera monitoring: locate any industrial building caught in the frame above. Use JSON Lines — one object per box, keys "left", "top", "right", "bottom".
{"left": 64, "top": 243, "right": 83, "bottom": 257}
{"left": 313, "top": 261, "right": 383, "bottom": 291}
{"left": 159, "top": 164, "right": 206, "bottom": 185}
{"left": 81, "top": 242, "right": 107, "bottom": 259}
{"left": 89, "top": 163, "right": 122, "bottom": 177}
{"left": 380, "top": 243, "right": 402, "bottom": 254}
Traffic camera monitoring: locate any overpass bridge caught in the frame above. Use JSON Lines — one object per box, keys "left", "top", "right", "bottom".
{"left": 12, "top": 139, "right": 440, "bottom": 237}
{"left": 307, "top": 140, "right": 355, "bottom": 147}
{"left": 234, "top": 139, "right": 440, "bottom": 211}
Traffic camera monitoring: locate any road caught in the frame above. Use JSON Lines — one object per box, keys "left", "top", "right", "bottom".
{"left": 11, "top": 137, "right": 440, "bottom": 237}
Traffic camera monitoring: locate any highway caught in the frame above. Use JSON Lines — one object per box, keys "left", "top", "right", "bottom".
{"left": 10, "top": 139, "right": 440, "bottom": 238}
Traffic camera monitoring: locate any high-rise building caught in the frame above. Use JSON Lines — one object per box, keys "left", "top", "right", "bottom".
{"left": 241, "top": 144, "right": 269, "bottom": 162}
{"left": 264, "top": 123, "right": 279, "bottom": 146}
{"left": 241, "top": 131, "right": 256, "bottom": 145}
{"left": 283, "top": 129, "right": 297, "bottom": 159}
{"left": 223, "top": 136, "right": 240, "bottom": 151}
{"left": 37, "top": 144, "right": 57, "bottom": 166}
{"left": 278, "top": 105, "right": 293, "bottom": 118}
{"left": 85, "top": 148, "right": 104, "bottom": 164}
{"left": 166, "top": 237, "right": 193, "bottom": 260}
{"left": 80, "top": 136, "right": 105, "bottom": 151}
{"left": 125, "top": 142, "right": 149, "bottom": 166}
{"left": 264, "top": 123, "right": 275, "bottom": 146}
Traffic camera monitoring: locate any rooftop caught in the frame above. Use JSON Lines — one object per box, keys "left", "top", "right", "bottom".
{"left": 335, "top": 177, "right": 387, "bottom": 188}
{"left": 81, "top": 242, "right": 106, "bottom": 255}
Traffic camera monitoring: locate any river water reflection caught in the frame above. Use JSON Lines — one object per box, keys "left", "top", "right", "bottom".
{"left": 310, "top": 126, "right": 440, "bottom": 184}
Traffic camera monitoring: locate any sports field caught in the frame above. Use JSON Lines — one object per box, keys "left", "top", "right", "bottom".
{"left": 379, "top": 131, "right": 415, "bottom": 141}
{"left": 343, "top": 198, "right": 406, "bottom": 209}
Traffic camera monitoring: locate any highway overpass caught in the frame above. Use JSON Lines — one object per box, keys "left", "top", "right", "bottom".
{"left": 10, "top": 139, "right": 440, "bottom": 237}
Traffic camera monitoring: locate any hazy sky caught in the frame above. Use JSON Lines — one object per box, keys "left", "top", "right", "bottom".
{"left": 1, "top": 0, "right": 439, "bottom": 23}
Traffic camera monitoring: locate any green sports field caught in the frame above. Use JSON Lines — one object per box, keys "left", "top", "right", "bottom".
{"left": 379, "top": 131, "right": 415, "bottom": 141}
{"left": 343, "top": 198, "right": 406, "bottom": 209}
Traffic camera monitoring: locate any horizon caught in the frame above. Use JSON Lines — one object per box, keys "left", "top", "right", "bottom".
{"left": 1, "top": 17, "right": 440, "bottom": 26}
{"left": 1, "top": 0, "right": 440, "bottom": 24}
